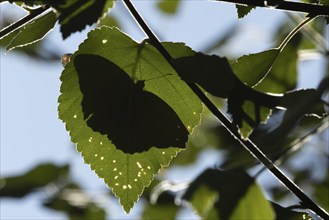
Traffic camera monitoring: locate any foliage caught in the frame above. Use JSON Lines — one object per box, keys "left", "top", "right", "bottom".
{"left": 1, "top": 0, "right": 328, "bottom": 219}
{"left": 58, "top": 26, "right": 202, "bottom": 212}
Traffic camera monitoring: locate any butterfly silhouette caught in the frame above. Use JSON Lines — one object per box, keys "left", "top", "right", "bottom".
{"left": 74, "top": 54, "right": 188, "bottom": 154}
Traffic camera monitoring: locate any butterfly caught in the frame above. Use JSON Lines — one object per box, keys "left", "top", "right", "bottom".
{"left": 74, "top": 54, "right": 188, "bottom": 154}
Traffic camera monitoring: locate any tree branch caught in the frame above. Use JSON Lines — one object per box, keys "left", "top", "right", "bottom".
{"left": 122, "top": 0, "right": 329, "bottom": 219}
{"left": 0, "top": 5, "right": 50, "bottom": 39}
{"left": 216, "top": 0, "right": 329, "bottom": 16}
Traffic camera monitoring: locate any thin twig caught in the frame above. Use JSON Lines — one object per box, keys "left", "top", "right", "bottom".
{"left": 215, "top": 0, "right": 329, "bottom": 16}
{"left": 0, "top": 5, "right": 50, "bottom": 39}
{"left": 287, "top": 13, "right": 329, "bottom": 54}
{"left": 122, "top": 1, "right": 329, "bottom": 219}
{"left": 254, "top": 117, "right": 329, "bottom": 178}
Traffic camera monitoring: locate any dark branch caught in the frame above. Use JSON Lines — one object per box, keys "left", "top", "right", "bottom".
{"left": 122, "top": 0, "right": 329, "bottom": 219}
{"left": 0, "top": 5, "right": 50, "bottom": 39}
{"left": 216, "top": 0, "right": 329, "bottom": 16}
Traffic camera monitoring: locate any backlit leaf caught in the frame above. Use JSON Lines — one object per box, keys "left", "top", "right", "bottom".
{"left": 6, "top": 11, "right": 57, "bottom": 50}
{"left": 173, "top": 52, "right": 283, "bottom": 139}
{"left": 3, "top": 0, "right": 116, "bottom": 38}
{"left": 182, "top": 169, "right": 275, "bottom": 219}
{"left": 0, "top": 163, "right": 69, "bottom": 198}
{"left": 231, "top": 49, "right": 280, "bottom": 87}
{"left": 142, "top": 190, "right": 179, "bottom": 220}
{"left": 272, "top": 203, "right": 310, "bottom": 220}
{"left": 254, "top": 39, "right": 300, "bottom": 93}
{"left": 58, "top": 27, "right": 202, "bottom": 212}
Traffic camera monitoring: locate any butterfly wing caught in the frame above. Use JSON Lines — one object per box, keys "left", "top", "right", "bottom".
{"left": 74, "top": 54, "right": 188, "bottom": 153}
{"left": 129, "top": 84, "right": 188, "bottom": 152}
{"left": 75, "top": 54, "right": 134, "bottom": 144}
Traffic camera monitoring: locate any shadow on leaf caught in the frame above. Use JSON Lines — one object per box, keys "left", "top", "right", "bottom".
{"left": 74, "top": 54, "right": 188, "bottom": 154}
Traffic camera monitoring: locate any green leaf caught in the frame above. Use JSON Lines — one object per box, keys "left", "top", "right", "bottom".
{"left": 97, "top": 14, "right": 120, "bottom": 28}
{"left": 6, "top": 11, "right": 57, "bottom": 50}
{"left": 173, "top": 52, "right": 283, "bottom": 139}
{"left": 314, "top": 172, "right": 329, "bottom": 212}
{"left": 182, "top": 169, "right": 275, "bottom": 220}
{"left": 142, "top": 204, "right": 179, "bottom": 220}
{"left": 75, "top": 54, "right": 191, "bottom": 153}
{"left": 235, "top": 5, "right": 255, "bottom": 18}
{"left": 272, "top": 203, "right": 309, "bottom": 220}
{"left": 58, "top": 27, "right": 202, "bottom": 213}
{"left": 157, "top": 0, "right": 181, "bottom": 14}
{"left": 237, "top": 100, "right": 272, "bottom": 139}
{"left": 51, "top": 0, "right": 115, "bottom": 39}
{"left": 231, "top": 49, "right": 280, "bottom": 87}
{"left": 173, "top": 53, "right": 235, "bottom": 98}
{"left": 0, "top": 163, "right": 69, "bottom": 198}
{"left": 43, "top": 183, "right": 106, "bottom": 220}
{"left": 255, "top": 40, "right": 299, "bottom": 93}
{"left": 6, "top": 0, "right": 115, "bottom": 38}
{"left": 227, "top": 82, "right": 283, "bottom": 139}
{"left": 0, "top": 28, "right": 20, "bottom": 47}
{"left": 188, "top": 184, "right": 220, "bottom": 219}
{"left": 142, "top": 190, "right": 179, "bottom": 220}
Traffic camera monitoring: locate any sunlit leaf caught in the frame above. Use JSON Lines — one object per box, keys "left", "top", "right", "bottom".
{"left": 3, "top": 0, "right": 116, "bottom": 38}
{"left": 142, "top": 191, "right": 179, "bottom": 220}
{"left": 188, "top": 184, "right": 220, "bottom": 219}
{"left": 0, "top": 163, "right": 69, "bottom": 198}
{"left": 182, "top": 169, "right": 275, "bottom": 219}
{"left": 58, "top": 27, "right": 202, "bottom": 212}
{"left": 231, "top": 49, "right": 280, "bottom": 87}
{"left": 173, "top": 52, "right": 283, "bottom": 139}
{"left": 255, "top": 38, "right": 300, "bottom": 93}
{"left": 0, "top": 11, "right": 61, "bottom": 60}
{"left": 6, "top": 11, "right": 57, "bottom": 50}
{"left": 237, "top": 100, "right": 272, "bottom": 138}
{"left": 0, "top": 28, "right": 20, "bottom": 46}
{"left": 75, "top": 54, "right": 190, "bottom": 153}
{"left": 272, "top": 203, "right": 310, "bottom": 220}
{"left": 97, "top": 14, "right": 120, "bottom": 28}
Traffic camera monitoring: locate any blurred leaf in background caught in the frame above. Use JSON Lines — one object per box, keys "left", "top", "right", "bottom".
{"left": 0, "top": 163, "right": 68, "bottom": 198}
